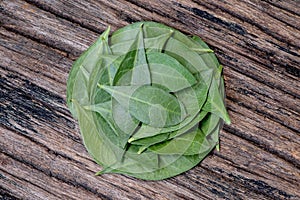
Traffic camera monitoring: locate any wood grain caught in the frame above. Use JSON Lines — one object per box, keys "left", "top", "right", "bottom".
{"left": 1, "top": 0, "right": 299, "bottom": 199}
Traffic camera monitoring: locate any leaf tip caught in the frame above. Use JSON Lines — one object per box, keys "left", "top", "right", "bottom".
{"left": 191, "top": 48, "right": 214, "bottom": 53}
{"left": 224, "top": 113, "right": 231, "bottom": 125}
{"left": 218, "top": 65, "right": 224, "bottom": 73}
{"left": 216, "top": 143, "right": 220, "bottom": 151}
{"left": 128, "top": 137, "right": 135, "bottom": 143}
{"left": 95, "top": 171, "right": 103, "bottom": 176}
{"left": 225, "top": 119, "right": 231, "bottom": 125}
{"left": 70, "top": 99, "right": 79, "bottom": 104}
{"left": 97, "top": 83, "right": 103, "bottom": 89}
{"left": 137, "top": 146, "right": 147, "bottom": 154}
{"left": 101, "top": 26, "right": 111, "bottom": 41}
{"left": 95, "top": 165, "right": 113, "bottom": 175}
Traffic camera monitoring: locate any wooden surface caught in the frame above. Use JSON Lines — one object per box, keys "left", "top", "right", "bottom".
{"left": 1, "top": 0, "right": 299, "bottom": 199}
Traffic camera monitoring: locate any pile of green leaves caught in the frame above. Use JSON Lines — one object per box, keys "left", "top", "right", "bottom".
{"left": 67, "top": 22, "right": 230, "bottom": 180}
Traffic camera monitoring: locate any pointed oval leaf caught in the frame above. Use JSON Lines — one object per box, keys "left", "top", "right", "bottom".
{"left": 129, "top": 85, "right": 185, "bottom": 128}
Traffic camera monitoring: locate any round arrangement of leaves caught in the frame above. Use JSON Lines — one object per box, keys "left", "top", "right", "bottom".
{"left": 67, "top": 22, "right": 230, "bottom": 180}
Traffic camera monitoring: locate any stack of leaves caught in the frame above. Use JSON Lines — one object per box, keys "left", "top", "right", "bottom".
{"left": 67, "top": 22, "right": 230, "bottom": 180}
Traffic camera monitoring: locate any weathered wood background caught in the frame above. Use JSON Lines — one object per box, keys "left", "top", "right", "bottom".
{"left": 1, "top": 0, "right": 299, "bottom": 199}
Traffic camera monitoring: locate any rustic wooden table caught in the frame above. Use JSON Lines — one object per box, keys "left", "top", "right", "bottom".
{"left": 1, "top": 0, "right": 299, "bottom": 199}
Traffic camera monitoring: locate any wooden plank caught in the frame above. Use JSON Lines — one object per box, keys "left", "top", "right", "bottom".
{"left": 1, "top": 0, "right": 299, "bottom": 199}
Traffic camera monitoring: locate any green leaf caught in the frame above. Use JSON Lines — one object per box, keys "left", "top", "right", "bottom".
{"left": 192, "top": 35, "right": 220, "bottom": 69}
{"left": 67, "top": 27, "right": 111, "bottom": 117}
{"left": 99, "top": 153, "right": 160, "bottom": 175}
{"left": 129, "top": 133, "right": 170, "bottom": 152}
{"left": 148, "top": 129, "right": 212, "bottom": 155}
{"left": 162, "top": 37, "right": 210, "bottom": 73}
{"left": 101, "top": 154, "right": 203, "bottom": 181}
{"left": 168, "top": 110, "right": 208, "bottom": 139}
{"left": 145, "top": 30, "right": 173, "bottom": 52}
{"left": 126, "top": 112, "right": 206, "bottom": 154}
{"left": 73, "top": 100, "right": 117, "bottom": 166}
{"left": 83, "top": 101, "right": 117, "bottom": 135}
{"left": 95, "top": 54, "right": 124, "bottom": 86}
{"left": 98, "top": 84, "right": 139, "bottom": 109}
{"left": 111, "top": 30, "right": 173, "bottom": 55}
{"left": 113, "top": 24, "right": 151, "bottom": 86}
{"left": 87, "top": 28, "right": 112, "bottom": 100}
{"left": 202, "top": 80, "right": 231, "bottom": 124}
{"left": 129, "top": 85, "right": 186, "bottom": 128}
{"left": 84, "top": 101, "right": 132, "bottom": 148}
{"left": 129, "top": 70, "right": 212, "bottom": 141}
{"left": 99, "top": 84, "right": 186, "bottom": 128}
{"left": 147, "top": 52, "right": 197, "bottom": 92}
{"left": 112, "top": 99, "right": 139, "bottom": 136}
